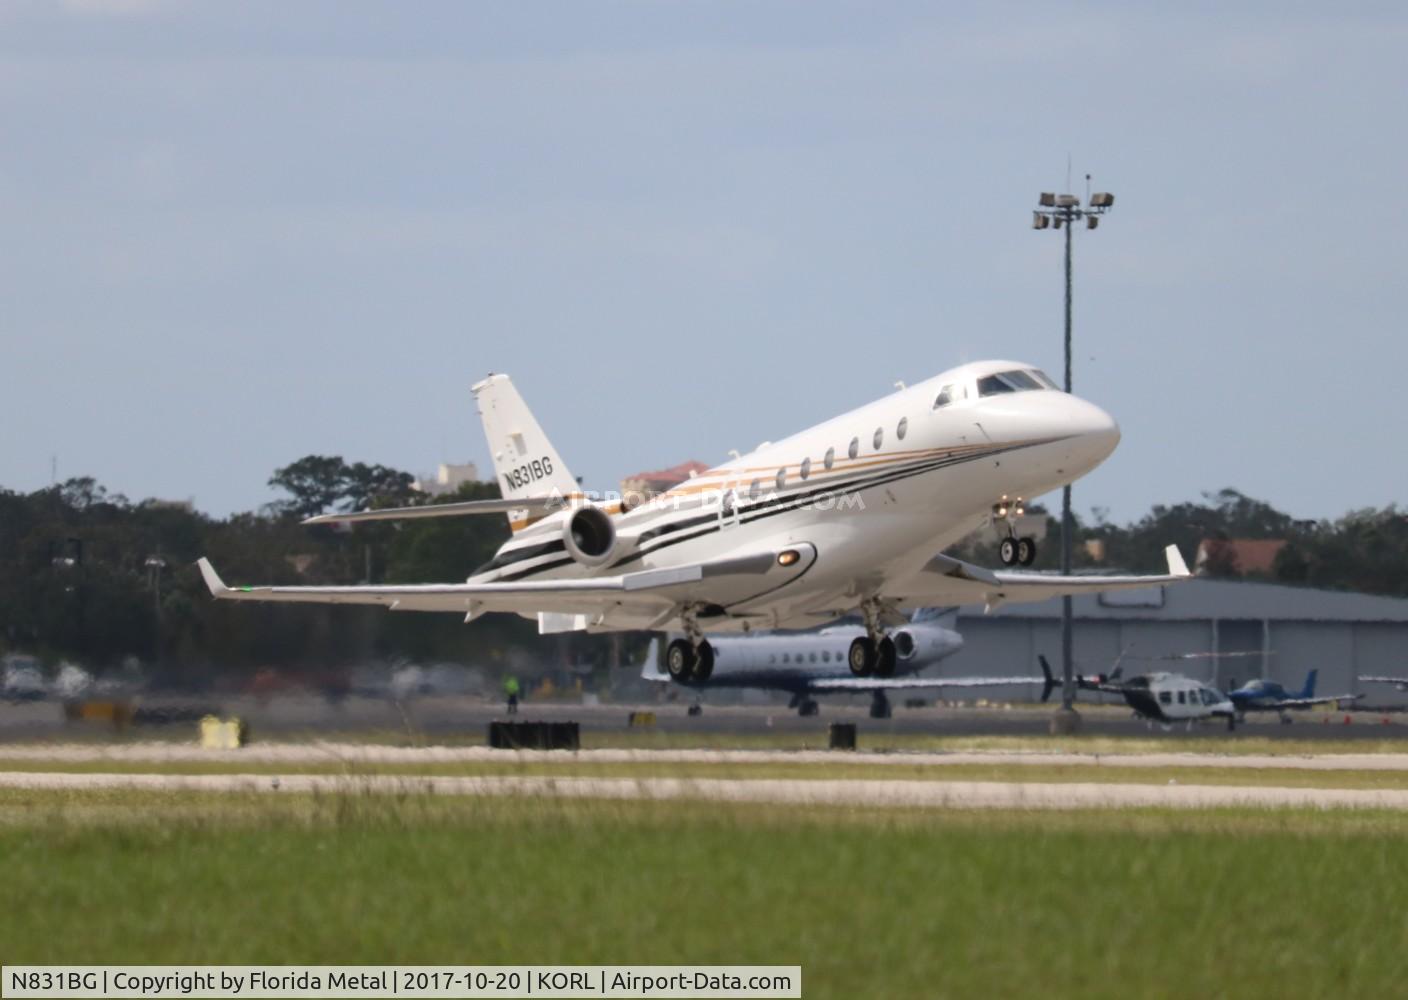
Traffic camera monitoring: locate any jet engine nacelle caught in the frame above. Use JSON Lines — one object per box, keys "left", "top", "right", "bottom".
{"left": 890, "top": 623, "right": 964, "bottom": 663}
{"left": 562, "top": 505, "right": 617, "bottom": 567}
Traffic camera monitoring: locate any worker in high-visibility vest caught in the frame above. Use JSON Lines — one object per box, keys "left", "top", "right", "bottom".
{"left": 503, "top": 674, "right": 520, "bottom": 715}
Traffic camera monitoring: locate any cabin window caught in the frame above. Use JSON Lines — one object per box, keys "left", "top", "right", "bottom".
{"left": 1177, "top": 691, "right": 1186, "bottom": 705}
{"left": 824, "top": 446, "right": 835, "bottom": 471}
{"left": 809, "top": 652, "right": 817, "bottom": 664}
{"left": 776, "top": 468, "right": 786, "bottom": 490}
{"left": 750, "top": 478, "right": 761, "bottom": 497}
{"left": 782, "top": 653, "right": 790, "bottom": 664}
{"left": 897, "top": 416, "right": 908, "bottom": 441}
{"left": 1158, "top": 691, "right": 1172, "bottom": 705}
{"left": 873, "top": 427, "right": 883, "bottom": 450}
{"left": 848, "top": 437, "right": 859, "bottom": 460}
{"left": 822, "top": 651, "right": 831, "bottom": 663}
{"left": 800, "top": 457, "right": 811, "bottom": 480}
{"left": 769, "top": 655, "right": 777, "bottom": 665}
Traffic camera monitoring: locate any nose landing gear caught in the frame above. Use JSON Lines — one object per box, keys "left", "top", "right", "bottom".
{"left": 992, "top": 496, "right": 1038, "bottom": 567}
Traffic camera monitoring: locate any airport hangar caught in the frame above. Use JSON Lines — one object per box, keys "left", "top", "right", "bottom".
{"left": 945, "top": 578, "right": 1408, "bottom": 702}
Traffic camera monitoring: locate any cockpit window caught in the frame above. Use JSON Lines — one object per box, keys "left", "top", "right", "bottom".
{"left": 1028, "top": 369, "right": 1060, "bottom": 390}
{"left": 933, "top": 384, "right": 957, "bottom": 408}
{"left": 1200, "top": 689, "right": 1220, "bottom": 706}
{"left": 978, "top": 369, "right": 1048, "bottom": 397}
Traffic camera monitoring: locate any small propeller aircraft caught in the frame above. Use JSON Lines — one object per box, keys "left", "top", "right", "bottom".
{"left": 1227, "top": 670, "right": 1357, "bottom": 723}
{"left": 199, "top": 362, "right": 1191, "bottom": 662}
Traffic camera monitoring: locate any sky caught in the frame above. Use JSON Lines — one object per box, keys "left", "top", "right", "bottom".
{"left": 1, "top": 1, "right": 1405, "bottom": 525}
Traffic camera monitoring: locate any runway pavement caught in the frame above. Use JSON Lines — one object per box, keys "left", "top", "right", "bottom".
{"left": 6, "top": 742, "right": 1408, "bottom": 771}
{"left": 4, "top": 768, "right": 1408, "bottom": 810}
{"left": 2, "top": 693, "right": 1402, "bottom": 742}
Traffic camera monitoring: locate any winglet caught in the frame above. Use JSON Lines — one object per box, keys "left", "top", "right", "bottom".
{"left": 196, "top": 558, "right": 230, "bottom": 597}
{"left": 1165, "top": 544, "right": 1191, "bottom": 578}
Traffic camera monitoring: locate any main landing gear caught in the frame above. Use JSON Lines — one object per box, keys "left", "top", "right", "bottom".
{"left": 992, "top": 496, "right": 1037, "bottom": 567}
{"left": 666, "top": 637, "right": 714, "bottom": 683}
{"left": 788, "top": 694, "right": 820, "bottom": 717}
{"left": 847, "top": 598, "right": 897, "bottom": 678}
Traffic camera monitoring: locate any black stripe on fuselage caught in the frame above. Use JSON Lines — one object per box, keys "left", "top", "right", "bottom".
{"left": 484, "top": 437, "right": 1061, "bottom": 584}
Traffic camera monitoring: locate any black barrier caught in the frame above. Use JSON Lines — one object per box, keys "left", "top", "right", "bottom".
{"left": 829, "top": 722, "right": 857, "bottom": 751}
{"left": 488, "top": 720, "right": 580, "bottom": 750}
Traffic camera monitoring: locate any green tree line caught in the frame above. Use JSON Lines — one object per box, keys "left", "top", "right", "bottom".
{"left": 2, "top": 467, "right": 1404, "bottom": 680}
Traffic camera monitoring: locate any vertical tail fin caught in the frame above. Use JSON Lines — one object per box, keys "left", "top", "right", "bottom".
{"left": 1300, "top": 669, "right": 1318, "bottom": 700}
{"left": 472, "top": 374, "right": 580, "bottom": 528}
{"left": 1038, "top": 655, "right": 1058, "bottom": 704}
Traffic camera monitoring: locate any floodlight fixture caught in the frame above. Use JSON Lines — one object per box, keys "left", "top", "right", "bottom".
{"left": 1039, "top": 192, "right": 1056, "bottom": 207}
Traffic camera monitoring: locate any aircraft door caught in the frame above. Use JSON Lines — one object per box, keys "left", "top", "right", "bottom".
{"left": 719, "top": 486, "right": 740, "bottom": 530}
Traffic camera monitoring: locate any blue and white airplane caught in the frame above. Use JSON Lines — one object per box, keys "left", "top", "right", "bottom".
{"left": 1227, "top": 670, "right": 1357, "bottom": 723}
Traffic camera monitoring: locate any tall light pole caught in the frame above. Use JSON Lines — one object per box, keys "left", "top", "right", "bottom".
{"left": 1032, "top": 184, "right": 1115, "bottom": 731}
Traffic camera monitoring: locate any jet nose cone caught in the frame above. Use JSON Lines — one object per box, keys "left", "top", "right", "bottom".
{"left": 1070, "top": 397, "right": 1120, "bottom": 461}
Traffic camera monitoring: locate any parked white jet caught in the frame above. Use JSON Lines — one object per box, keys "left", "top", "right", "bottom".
{"left": 641, "top": 609, "right": 1048, "bottom": 717}
{"left": 199, "top": 361, "right": 1190, "bottom": 674}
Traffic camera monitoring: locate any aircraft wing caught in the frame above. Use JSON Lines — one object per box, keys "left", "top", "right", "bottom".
{"left": 1244, "top": 694, "right": 1360, "bottom": 710}
{"left": 1359, "top": 675, "right": 1408, "bottom": 686}
{"left": 808, "top": 674, "right": 1053, "bottom": 698}
{"left": 892, "top": 544, "right": 1191, "bottom": 611}
{"left": 197, "top": 550, "right": 787, "bottom": 620}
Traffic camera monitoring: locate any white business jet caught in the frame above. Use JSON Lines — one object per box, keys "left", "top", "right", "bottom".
{"left": 199, "top": 361, "right": 1191, "bottom": 677}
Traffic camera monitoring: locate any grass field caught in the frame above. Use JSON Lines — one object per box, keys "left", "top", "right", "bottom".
{"left": 10, "top": 756, "right": 1408, "bottom": 790}
{"left": 3, "top": 788, "right": 1407, "bottom": 998}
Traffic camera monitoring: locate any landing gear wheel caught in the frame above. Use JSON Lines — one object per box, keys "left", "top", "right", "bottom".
{"left": 693, "top": 640, "right": 715, "bottom": 682}
{"left": 1017, "top": 537, "right": 1037, "bottom": 566}
{"left": 999, "top": 536, "right": 1018, "bottom": 566}
{"left": 875, "top": 637, "right": 897, "bottom": 678}
{"left": 666, "top": 639, "right": 695, "bottom": 681}
{"left": 798, "top": 699, "right": 820, "bottom": 717}
{"left": 848, "top": 637, "right": 875, "bottom": 677}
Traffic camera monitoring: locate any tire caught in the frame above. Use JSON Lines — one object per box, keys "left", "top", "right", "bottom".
{"left": 1017, "top": 537, "right": 1037, "bottom": 566}
{"left": 875, "top": 637, "right": 897, "bottom": 678}
{"left": 999, "top": 536, "right": 1018, "bottom": 566}
{"left": 848, "top": 637, "right": 875, "bottom": 677}
{"left": 693, "top": 641, "right": 715, "bottom": 682}
{"left": 666, "top": 639, "right": 694, "bottom": 681}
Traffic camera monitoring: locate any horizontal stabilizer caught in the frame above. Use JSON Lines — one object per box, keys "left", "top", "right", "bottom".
{"left": 303, "top": 495, "right": 567, "bottom": 526}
